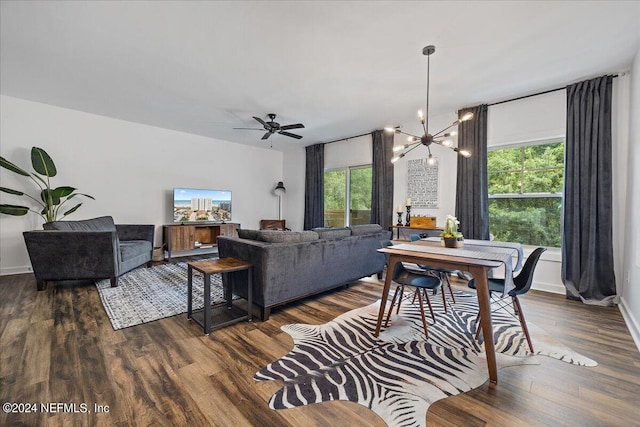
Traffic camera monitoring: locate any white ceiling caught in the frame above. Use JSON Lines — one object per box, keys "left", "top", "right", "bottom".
{"left": 1, "top": 1, "right": 639, "bottom": 151}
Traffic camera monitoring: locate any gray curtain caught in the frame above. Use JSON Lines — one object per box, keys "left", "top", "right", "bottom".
{"left": 371, "top": 130, "right": 394, "bottom": 229}
{"left": 304, "top": 143, "right": 325, "bottom": 230}
{"left": 455, "top": 104, "right": 489, "bottom": 240}
{"left": 562, "top": 75, "right": 617, "bottom": 305}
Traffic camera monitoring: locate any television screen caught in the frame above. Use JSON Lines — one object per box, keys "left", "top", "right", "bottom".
{"left": 173, "top": 188, "right": 232, "bottom": 223}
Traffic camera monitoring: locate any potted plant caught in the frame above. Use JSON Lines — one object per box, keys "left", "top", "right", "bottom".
{"left": 441, "top": 214, "right": 464, "bottom": 248}
{"left": 0, "top": 147, "right": 94, "bottom": 223}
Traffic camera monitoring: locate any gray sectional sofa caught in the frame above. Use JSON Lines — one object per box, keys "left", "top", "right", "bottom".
{"left": 23, "top": 216, "right": 154, "bottom": 290}
{"left": 217, "top": 224, "right": 391, "bottom": 320}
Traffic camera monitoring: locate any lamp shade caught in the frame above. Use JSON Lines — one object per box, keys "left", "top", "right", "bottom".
{"left": 274, "top": 181, "right": 286, "bottom": 196}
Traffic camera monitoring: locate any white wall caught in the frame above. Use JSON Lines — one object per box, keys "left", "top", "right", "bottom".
{"left": 620, "top": 47, "right": 640, "bottom": 349}
{"left": 0, "top": 95, "right": 283, "bottom": 275}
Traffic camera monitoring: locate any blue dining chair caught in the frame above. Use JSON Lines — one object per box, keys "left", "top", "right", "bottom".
{"left": 468, "top": 247, "right": 546, "bottom": 353}
{"left": 409, "top": 234, "right": 457, "bottom": 303}
{"left": 383, "top": 261, "right": 444, "bottom": 340}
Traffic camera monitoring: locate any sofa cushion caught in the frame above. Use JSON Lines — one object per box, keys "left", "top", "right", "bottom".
{"left": 312, "top": 227, "right": 352, "bottom": 240}
{"left": 348, "top": 224, "right": 383, "bottom": 235}
{"left": 255, "top": 230, "right": 319, "bottom": 243}
{"left": 237, "top": 229, "right": 261, "bottom": 241}
{"left": 44, "top": 216, "right": 116, "bottom": 232}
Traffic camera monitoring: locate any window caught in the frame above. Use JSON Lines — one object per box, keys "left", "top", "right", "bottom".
{"left": 324, "top": 165, "right": 372, "bottom": 227}
{"left": 487, "top": 139, "right": 564, "bottom": 247}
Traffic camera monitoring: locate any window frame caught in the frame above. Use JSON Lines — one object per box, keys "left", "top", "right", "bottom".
{"left": 487, "top": 137, "right": 565, "bottom": 248}
{"left": 323, "top": 164, "right": 372, "bottom": 227}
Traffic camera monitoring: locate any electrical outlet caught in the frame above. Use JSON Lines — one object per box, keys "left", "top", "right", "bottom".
{"left": 626, "top": 271, "right": 630, "bottom": 285}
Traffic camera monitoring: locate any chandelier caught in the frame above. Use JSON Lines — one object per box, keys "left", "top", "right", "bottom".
{"left": 385, "top": 45, "right": 473, "bottom": 164}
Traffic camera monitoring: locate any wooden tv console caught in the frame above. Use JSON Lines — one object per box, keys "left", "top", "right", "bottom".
{"left": 163, "top": 223, "right": 239, "bottom": 261}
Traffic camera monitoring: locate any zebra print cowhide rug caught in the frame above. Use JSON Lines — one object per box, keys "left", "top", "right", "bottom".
{"left": 255, "top": 289, "right": 596, "bottom": 427}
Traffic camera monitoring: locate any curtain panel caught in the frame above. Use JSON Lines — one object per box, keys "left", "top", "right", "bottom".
{"left": 455, "top": 104, "right": 489, "bottom": 240}
{"left": 562, "top": 75, "right": 617, "bottom": 305}
{"left": 371, "top": 130, "right": 394, "bottom": 230}
{"left": 304, "top": 143, "right": 325, "bottom": 230}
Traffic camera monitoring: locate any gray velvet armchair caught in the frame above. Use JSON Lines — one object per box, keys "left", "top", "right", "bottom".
{"left": 23, "top": 216, "right": 154, "bottom": 291}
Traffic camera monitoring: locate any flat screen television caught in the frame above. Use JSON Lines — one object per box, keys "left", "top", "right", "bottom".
{"left": 173, "top": 188, "right": 232, "bottom": 223}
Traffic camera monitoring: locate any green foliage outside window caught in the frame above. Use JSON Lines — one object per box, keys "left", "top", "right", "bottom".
{"left": 324, "top": 169, "right": 346, "bottom": 210}
{"left": 488, "top": 141, "right": 564, "bottom": 247}
{"left": 324, "top": 166, "right": 372, "bottom": 227}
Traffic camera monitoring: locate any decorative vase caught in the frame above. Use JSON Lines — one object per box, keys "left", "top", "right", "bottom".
{"left": 443, "top": 237, "right": 464, "bottom": 248}
{"left": 443, "top": 237, "right": 457, "bottom": 248}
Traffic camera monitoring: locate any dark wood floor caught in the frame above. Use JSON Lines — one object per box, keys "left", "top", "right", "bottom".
{"left": 1, "top": 271, "right": 639, "bottom": 426}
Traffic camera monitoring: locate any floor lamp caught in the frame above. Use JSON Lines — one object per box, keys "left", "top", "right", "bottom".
{"left": 274, "top": 181, "right": 286, "bottom": 220}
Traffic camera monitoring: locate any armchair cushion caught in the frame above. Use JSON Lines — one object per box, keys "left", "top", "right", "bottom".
{"left": 44, "top": 215, "right": 116, "bottom": 232}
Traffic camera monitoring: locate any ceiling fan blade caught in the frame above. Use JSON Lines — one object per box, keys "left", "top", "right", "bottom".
{"left": 233, "top": 127, "right": 263, "bottom": 130}
{"left": 261, "top": 132, "right": 273, "bottom": 140}
{"left": 253, "top": 116, "right": 267, "bottom": 126}
{"left": 280, "top": 123, "right": 305, "bottom": 130}
{"left": 279, "top": 131, "right": 303, "bottom": 139}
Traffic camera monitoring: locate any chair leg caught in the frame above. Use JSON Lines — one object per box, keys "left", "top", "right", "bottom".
{"left": 475, "top": 314, "right": 483, "bottom": 340}
{"left": 384, "top": 286, "right": 403, "bottom": 328}
{"left": 421, "top": 289, "right": 436, "bottom": 322}
{"left": 36, "top": 280, "right": 47, "bottom": 291}
{"left": 444, "top": 273, "right": 456, "bottom": 303}
{"left": 512, "top": 296, "right": 534, "bottom": 353}
{"left": 441, "top": 284, "right": 447, "bottom": 313}
{"left": 110, "top": 276, "right": 118, "bottom": 287}
{"left": 415, "top": 290, "right": 429, "bottom": 340}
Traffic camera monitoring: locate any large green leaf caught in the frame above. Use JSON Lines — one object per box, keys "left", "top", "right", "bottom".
{"left": 63, "top": 203, "right": 82, "bottom": 217}
{"left": 0, "top": 156, "right": 30, "bottom": 176}
{"left": 52, "top": 186, "right": 76, "bottom": 198}
{"left": 31, "top": 147, "right": 57, "bottom": 177}
{"left": 67, "top": 192, "right": 95, "bottom": 200}
{"left": 0, "top": 187, "right": 25, "bottom": 196}
{"left": 41, "top": 189, "right": 61, "bottom": 205}
{"left": 0, "top": 204, "right": 29, "bottom": 216}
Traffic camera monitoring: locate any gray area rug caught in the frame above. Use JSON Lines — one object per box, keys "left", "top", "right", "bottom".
{"left": 96, "top": 260, "right": 226, "bottom": 330}
{"left": 257, "top": 289, "right": 597, "bottom": 427}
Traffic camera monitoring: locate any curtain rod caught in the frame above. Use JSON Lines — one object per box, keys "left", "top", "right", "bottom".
{"left": 488, "top": 74, "right": 619, "bottom": 107}
{"left": 323, "top": 131, "right": 373, "bottom": 145}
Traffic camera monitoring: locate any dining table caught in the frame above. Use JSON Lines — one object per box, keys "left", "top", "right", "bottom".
{"left": 375, "top": 238, "right": 523, "bottom": 384}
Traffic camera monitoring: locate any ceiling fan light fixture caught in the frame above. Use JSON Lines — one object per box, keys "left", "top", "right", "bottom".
{"left": 387, "top": 45, "right": 474, "bottom": 164}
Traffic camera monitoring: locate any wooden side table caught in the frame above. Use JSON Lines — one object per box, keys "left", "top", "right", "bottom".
{"left": 187, "top": 257, "right": 252, "bottom": 335}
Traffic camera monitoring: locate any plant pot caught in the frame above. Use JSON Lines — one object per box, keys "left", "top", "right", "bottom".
{"left": 443, "top": 237, "right": 464, "bottom": 248}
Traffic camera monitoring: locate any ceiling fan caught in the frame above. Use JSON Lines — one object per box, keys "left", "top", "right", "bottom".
{"left": 234, "top": 113, "right": 305, "bottom": 140}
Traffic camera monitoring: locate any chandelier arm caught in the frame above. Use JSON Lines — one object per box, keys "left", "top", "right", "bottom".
{"left": 432, "top": 121, "right": 459, "bottom": 138}
{"left": 396, "top": 130, "right": 422, "bottom": 140}
{"left": 431, "top": 139, "right": 456, "bottom": 151}
{"left": 401, "top": 142, "right": 424, "bottom": 157}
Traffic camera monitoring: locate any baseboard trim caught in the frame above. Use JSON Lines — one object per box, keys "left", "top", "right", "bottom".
{"left": 619, "top": 296, "right": 640, "bottom": 352}
{"left": 0, "top": 266, "right": 32, "bottom": 276}
{"left": 531, "top": 280, "right": 565, "bottom": 295}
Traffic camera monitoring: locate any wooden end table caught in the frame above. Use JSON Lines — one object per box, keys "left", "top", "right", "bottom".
{"left": 187, "top": 257, "right": 252, "bottom": 335}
